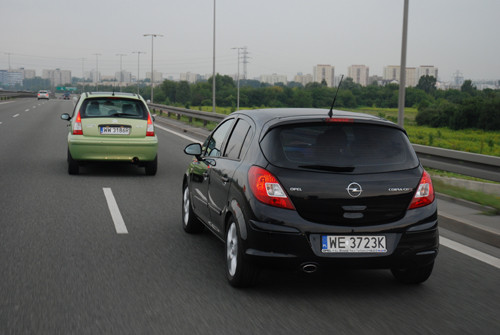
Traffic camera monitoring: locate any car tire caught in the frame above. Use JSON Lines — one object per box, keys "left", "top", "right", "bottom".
{"left": 67, "top": 149, "right": 79, "bottom": 175}
{"left": 391, "top": 261, "right": 434, "bottom": 284}
{"left": 182, "top": 184, "right": 204, "bottom": 234}
{"left": 145, "top": 155, "right": 158, "bottom": 176}
{"left": 225, "top": 218, "right": 259, "bottom": 288}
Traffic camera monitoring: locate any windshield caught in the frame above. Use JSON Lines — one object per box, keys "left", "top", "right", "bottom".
{"left": 260, "top": 122, "right": 419, "bottom": 174}
{"left": 80, "top": 98, "right": 148, "bottom": 120}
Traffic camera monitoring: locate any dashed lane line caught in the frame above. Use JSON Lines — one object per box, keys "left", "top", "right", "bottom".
{"left": 440, "top": 237, "right": 500, "bottom": 269}
{"left": 103, "top": 188, "right": 128, "bottom": 234}
{"left": 154, "top": 124, "right": 202, "bottom": 144}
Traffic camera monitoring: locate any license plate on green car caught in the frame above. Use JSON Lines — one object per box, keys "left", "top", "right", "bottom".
{"left": 100, "top": 126, "right": 130, "bottom": 135}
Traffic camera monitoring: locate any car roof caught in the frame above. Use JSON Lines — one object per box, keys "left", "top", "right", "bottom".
{"left": 232, "top": 108, "right": 401, "bottom": 129}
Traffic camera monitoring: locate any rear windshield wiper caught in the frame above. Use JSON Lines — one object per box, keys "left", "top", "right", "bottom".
{"left": 298, "top": 164, "right": 355, "bottom": 172}
{"left": 109, "top": 113, "right": 139, "bottom": 117}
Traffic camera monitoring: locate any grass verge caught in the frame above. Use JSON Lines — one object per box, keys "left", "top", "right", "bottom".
{"left": 432, "top": 179, "right": 500, "bottom": 215}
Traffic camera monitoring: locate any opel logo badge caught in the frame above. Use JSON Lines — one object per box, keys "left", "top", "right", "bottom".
{"left": 346, "top": 182, "right": 362, "bottom": 198}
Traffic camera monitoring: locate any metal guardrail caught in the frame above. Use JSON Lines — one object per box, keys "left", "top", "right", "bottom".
{"left": 149, "top": 103, "right": 224, "bottom": 125}
{"left": 413, "top": 144, "right": 500, "bottom": 182}
{"left": 0, "top": 90, "right": 37, "bottom": 99}
{"left": 149, "top": 103, "right": 500, "bottom": 182}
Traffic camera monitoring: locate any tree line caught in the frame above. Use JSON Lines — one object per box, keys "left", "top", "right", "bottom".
{"left": 154, "top": 75, "right": 500, "bottom": 131}
{"left": 19, "top": 74, "right": 500, "bottom": 131}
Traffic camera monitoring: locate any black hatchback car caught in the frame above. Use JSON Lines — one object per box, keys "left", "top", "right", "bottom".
{"left": 182, "top": 109, "right": 438, "bottom": 287}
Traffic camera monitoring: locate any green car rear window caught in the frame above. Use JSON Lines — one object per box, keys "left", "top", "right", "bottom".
{"left": 80, "top": 98, "right": 148, "bottom": 120}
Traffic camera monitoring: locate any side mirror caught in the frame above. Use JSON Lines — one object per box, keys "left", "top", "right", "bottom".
{"left": 184, "top": 143, "right": 202, "bottom": 156}
{"left": 61, "top": 113, "right": 71, "bottom": 121}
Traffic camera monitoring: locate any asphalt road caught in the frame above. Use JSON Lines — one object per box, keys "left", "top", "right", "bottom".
{"left": 1, "top": 98, "right": 499, "bottom": 334}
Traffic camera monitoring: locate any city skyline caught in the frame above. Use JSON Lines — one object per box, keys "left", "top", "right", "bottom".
{"left": 1, "top": 0, "right": 499, "bottom": 82}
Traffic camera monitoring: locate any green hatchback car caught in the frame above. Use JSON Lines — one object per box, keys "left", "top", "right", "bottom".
{"left": 61, "top": 92, "right": 158, "bottom": 175}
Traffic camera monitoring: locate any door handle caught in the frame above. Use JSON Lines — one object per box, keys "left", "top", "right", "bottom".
{"left": 221, "top": 176, "right": 229, "bottom": 184}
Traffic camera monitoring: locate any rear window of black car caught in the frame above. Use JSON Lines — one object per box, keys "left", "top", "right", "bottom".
{"left": 260, "top": 122, "right": 419, "bottom": 174}
{"left": 80, "top": 98, "right": 148, "bottom": 120}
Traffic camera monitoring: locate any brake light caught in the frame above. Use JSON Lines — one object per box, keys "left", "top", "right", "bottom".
{"left": 408, "top": 170, "right": 435, "bottom": 209}
{"left": 146, "top": 113, "right": 155, "bottom": 136}
{"left": 248, "top": 166, "right": 295, "bottom": 210}
{"left": 325, "top": 118, "right": 353, "bottom": 123}
{"left": 72, "top": 110, "right": 83, "bottom": 135}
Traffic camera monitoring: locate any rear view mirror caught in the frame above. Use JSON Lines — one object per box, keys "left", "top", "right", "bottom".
{"left": 61, "top": 113, "right": 71, "bottom": 121}
{"left": 184, "top": 143, "right": 202, "bottom": 156}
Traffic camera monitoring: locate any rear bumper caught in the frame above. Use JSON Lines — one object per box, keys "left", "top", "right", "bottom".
{"left": 68, "top": 135, "right": 158, "bottom": 161}
{"left": 242, "top": 203, "right": 439, "bottom": 271}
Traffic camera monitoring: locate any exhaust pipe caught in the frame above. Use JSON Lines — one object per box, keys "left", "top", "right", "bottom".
{"left": 301, "top": 263, "right": 318, "bottom": 274}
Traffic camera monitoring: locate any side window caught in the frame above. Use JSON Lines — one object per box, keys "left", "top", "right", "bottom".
{"left": 239, "top": 126, "right": 254, "bottom": 160}
{"left": 205, "top": 119, "right": 235, "bottom": 157}
{"left": 224, "top": 119, "right": 251, "bottom": 160}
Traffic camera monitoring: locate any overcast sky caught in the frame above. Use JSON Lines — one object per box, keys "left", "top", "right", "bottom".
{"left": 1, "top": 0, "right": 499, "bottom": 82}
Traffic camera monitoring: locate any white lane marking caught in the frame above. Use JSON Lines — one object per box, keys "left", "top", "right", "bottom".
{"left": 103, "top": 188, "right": 128, "bottom": 234}
{"left": 155, "top": 121, "right": 500, "bottom": 270}
{"left": 440, "top": 237, "right": 500, "bottom": 269}
{"left": 12, "top": 114, "right": 19, "bottom": 118}
{"left": 25, "top": 109, "right": 29, "bottom": 112}
{"left": 154, "top": 124, "right": 202, "bottom": 144}
{"left": 0, "top": 101, "right": 14, "bottom": 105}
{"left": 0, "top": 122, "right": 2, "bottom": 125}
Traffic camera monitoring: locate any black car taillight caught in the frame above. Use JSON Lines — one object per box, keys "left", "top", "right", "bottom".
{"left": 408, "top": 170, "right": 435, "bottom": 209}
{"left": 248, "top": 166, "right": 295, "bottom": 210}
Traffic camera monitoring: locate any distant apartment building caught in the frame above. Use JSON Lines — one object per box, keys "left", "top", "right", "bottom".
{"left": 0, "top": 70, "right": 23, "bottom": 86}
{"left": 293, "top": 73, "right": 313, "bottom": 86}
{"left": 368, "top": 75, "right": 383, "bottom": 86}
{"left": 383, "top": 65, "right": 400, "bottom": 82}
{"left": 417, "top": 65, "right": 438, "bottom": 80}
{"left": 20, "top": 68, "right": 36, "bottom": 79}
{"left": 115, "top": 70, "right": 132, "bottom": 83}
{"left": 383, "top": 65, "right": 438, "bottom": 87}
{"left": 347, "top": 65, "right": 370, "bottom": 86}
{"left": 260, "top": 73, "right": 287, "bottom": 85}
{"left": 146, "top": 71, "right": 163, "bottom": 84}
{"left": 180, "top": 72, "right": 201, "bottom": 84}
{"left": 83, "top": 71, "right": 98, "bottom": 82}
{"left": 313, "top": 64, "right": 335, "bottom": 87}
{"left": 383, "top": 66, "right": 417, "bottom": 87}
{"left": 42, "top": 69, "right": 71, "bottom": 87}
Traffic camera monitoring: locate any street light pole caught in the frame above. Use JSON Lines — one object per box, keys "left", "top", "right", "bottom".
{"left": 5, "top": 52, "right": 12, "bottom": 70}
{"left": 81, "top": 58, "right": 86, "bottom": 93}
{"left": 231, "top": 47, "right": 243, "bottom": 111}
{"left": 398, "top": 0, "right": 409, "bottom": 128}
{"left": 116, "top": 53, "right": 127, "bottom": 91}
{"left": 143, "top": 33, "right": 163, "bottom": 103}
{"left": 132, "top": 51, "right": 146, "bottom": 95}
{"left": 212, "top": 0, "right": 216, "bottom": 112}
{"left": 93, "top": 53, "right": 101, "bottom": 91}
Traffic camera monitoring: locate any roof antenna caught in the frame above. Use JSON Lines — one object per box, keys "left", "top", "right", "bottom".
{"left": 328, "top": 74, "right": 344, "bottom": 118}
